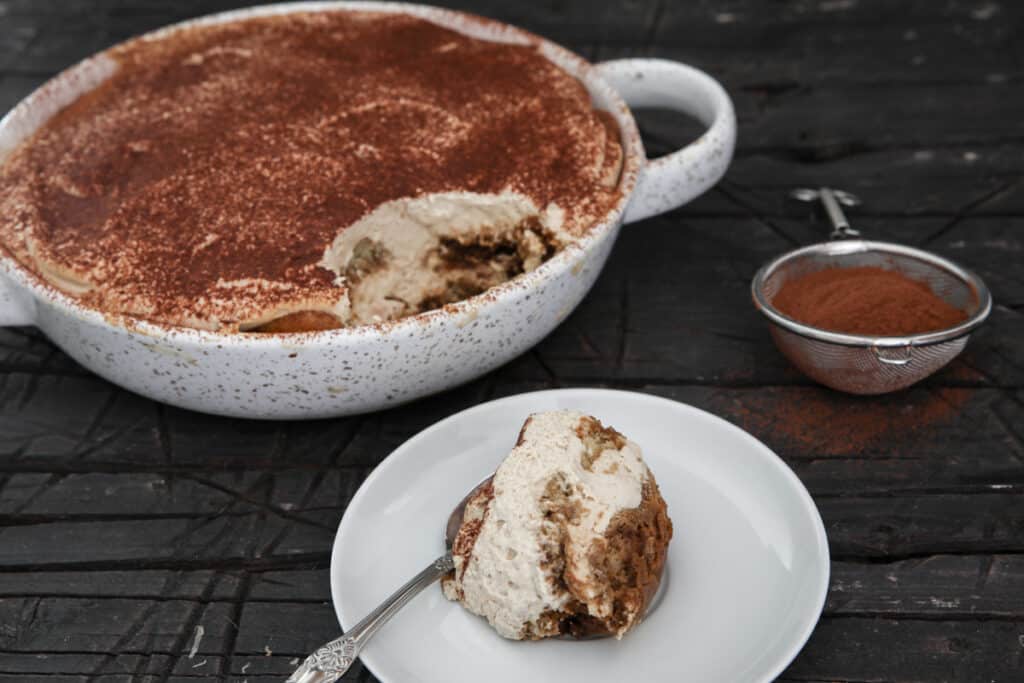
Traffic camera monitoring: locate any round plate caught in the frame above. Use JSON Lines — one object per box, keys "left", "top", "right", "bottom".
{"left": 331, "top": 389, "right": 829, "bottom": 683}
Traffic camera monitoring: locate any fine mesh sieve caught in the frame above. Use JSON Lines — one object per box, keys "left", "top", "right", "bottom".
{"left": 751, "top": 188, "right": 992, "bottom": 395}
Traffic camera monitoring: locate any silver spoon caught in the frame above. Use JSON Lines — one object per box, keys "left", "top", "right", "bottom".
{"left": 286, "top": 473, "right": 667, "bottom": 681}
{"left": 285, "top": 476, "right": 493, "bottom": 683}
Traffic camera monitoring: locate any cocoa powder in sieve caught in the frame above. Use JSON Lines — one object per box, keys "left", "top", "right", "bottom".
{"left": 772, "top": 266, "right": 968, "bottom": 336}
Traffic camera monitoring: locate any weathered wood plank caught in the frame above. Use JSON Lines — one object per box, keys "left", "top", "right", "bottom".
{"left": 647, "top": 385, "right": 1023, "bottom": 460}
{"left": 2, "top": 486, "right": 1022, "bottom": 568}
{"left": 527, "top": 214, "right": 800, "bottom": 385}
{"left": 3, "top": 0, "right": 1017, "bottom": 61}
{"left": 706, "top": 150, "right": 1024, "bottom": 217}
{"left": 0, "top": 676, "right": 93, "bottom": 683}
{"left": 7, "top": 384, "right": 1021, "bottom": 494}
{"left": 727, "top": 81, "right": 1024, "bottom": 154}
{"left": 0, "top": 654, "right": 107, "bottom": 675}
{"left": 3, "top": 383, "right": 1016, "bottom": 570}
{"left": 0, "top": 570, "right": 237, "bottom": 600}
{"left": 0, "top": 371, "right": 488, "bottom": 470}
{"left": 248, "top": 569, "right": 332, "bottom": 602}
{"left": 0, "top": 16, "right": 37, "bottom": 73}
{"left": 0, "top": 374, "right": 115, "bottom": 459}
{"left": 9, "top": 597, "right": 1024, "bottom": 680}
{"left": 979, "top": 179, "right": 1024, "bottom": 215}
{"left": 933, "top": 218, "right": 1024, "bottom": 308}
{"left": 828, "top": 555, "right": 1024, "bottom": 617}
{"left": 822, "top": 493, "right": 1024, "bottom": 559}
{"left": 0, "top": 515, "right": 288, "bottom": 567}
{"left": 0, "top": 653, "right": 222, "bottom": 679}
{"left": 0, "top": 597, "right": 234, "bottom": 654}
{"left": 234, "top": 601, "right": 338, "bottom": 657}
{"left": 0, "top": 472, "right": 243, "bottom": 516}
{"left": 637, "top": 13, "right": 1020, "bottom": 87}
{"left": 782, "top": 617, "right": 1024, "bottom": 681}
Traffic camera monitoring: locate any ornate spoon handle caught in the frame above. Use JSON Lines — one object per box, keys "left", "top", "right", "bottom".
{"left": 286, "top": 554, "right": 454, "bottom": 683}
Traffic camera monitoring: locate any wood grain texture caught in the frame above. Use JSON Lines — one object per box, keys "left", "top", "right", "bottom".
{"left": 0, "top": 0, "right": 1021, "bottom": 681}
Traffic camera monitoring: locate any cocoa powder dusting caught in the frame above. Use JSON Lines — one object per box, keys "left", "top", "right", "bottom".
{"left": 772, "top": 266, "right": 968, "bottom": 336}
{"left": 0, "top": 11, "right": 621, "bottom": 329}
{"left": 716, "top": 387, "right": 969, "bottom": 454}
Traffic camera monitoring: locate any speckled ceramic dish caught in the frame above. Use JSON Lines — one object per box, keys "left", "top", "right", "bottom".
{"left": 0, "top": 2, "right": 735, "bottom": 419}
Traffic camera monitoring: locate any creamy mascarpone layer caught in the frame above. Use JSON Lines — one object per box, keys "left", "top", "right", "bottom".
{"left": 316, "top": 191, "right": 562, "bottom": 325}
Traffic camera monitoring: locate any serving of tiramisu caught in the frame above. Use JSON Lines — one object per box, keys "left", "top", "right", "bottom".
{"left": 442, "top": 410, "right": 672, "bottom": 640}
{"left": 0, "top": 11, "right": 622, "bottom": 332}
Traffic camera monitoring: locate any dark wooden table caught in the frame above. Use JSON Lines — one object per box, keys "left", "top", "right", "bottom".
{"left": 1, "top": 1, "right": 1022, "bottom": 681}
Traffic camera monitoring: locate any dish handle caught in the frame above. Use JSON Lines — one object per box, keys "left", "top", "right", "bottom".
{"left": 0, "top": 276, "right": 36, "bottom": 326}
{"left": 596, "top": 58, "right": 736, "bottom": 224}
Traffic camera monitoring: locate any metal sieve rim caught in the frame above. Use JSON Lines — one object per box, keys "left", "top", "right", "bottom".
{"left": 751, "top": 239, "right": 993, "bottom": 348}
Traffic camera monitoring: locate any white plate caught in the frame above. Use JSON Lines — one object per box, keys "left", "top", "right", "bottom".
{"left": 331, "top": 389, "right": 829, "bottom": 683}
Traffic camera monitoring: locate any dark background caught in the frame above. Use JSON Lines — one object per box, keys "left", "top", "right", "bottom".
{"left": 1, "top": 1, "right": 1023, "bottom": 681}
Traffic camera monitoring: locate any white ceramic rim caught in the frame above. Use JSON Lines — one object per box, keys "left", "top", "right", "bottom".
{"left": 0, "top": 0, "right": 648, "bottom": 345}
{"left": 330, "top": 388, "right": 831, "bottom": 683}
{"left": 751, "top": 239, "right": 994, "bottom": 348}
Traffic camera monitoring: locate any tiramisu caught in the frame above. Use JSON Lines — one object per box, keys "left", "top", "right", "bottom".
{"left": 0, "top": 11, "right": 622, "bottom": 332}
{"left": 442, "top": 411, "right": 672, "bottom": 640}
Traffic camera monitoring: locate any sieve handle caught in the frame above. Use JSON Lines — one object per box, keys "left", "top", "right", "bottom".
{"left": 596, "top": 59, "right": 736, "bottom": 224}
{"left": 820, "top": 189, "right": 857, "bottom": 239}
{"left": 874, "top": 344, "right": 913, "bottom": 366}
{"left": 791, "top": 187, "right": 862, "bottom": 239}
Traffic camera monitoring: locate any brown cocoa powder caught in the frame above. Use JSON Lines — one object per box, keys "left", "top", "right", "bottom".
{"left": 715, "top": 386, "right": 969, "bottom": 454}
{"left": 0, "top": 10, "right": 621, "bottom": 329}
{"left": 772, "top": 266, "right": 968, "bottom": 336}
